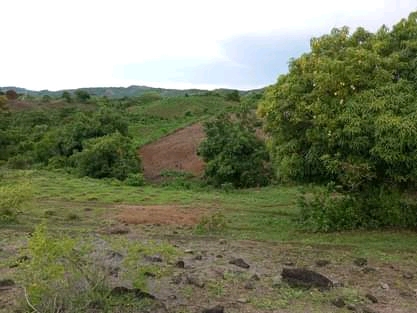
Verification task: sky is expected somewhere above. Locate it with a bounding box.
[1,0,416,91]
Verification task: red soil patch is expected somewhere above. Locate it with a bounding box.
[116,205,206,226]
[138,123,206,181]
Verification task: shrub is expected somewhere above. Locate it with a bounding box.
[198,113,272,188]
[71,132,141,180]
[0,183,32,223]
[124,173,145,186]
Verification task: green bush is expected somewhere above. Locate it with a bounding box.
[124,173,145,186]
[259,11,417,230]
[71,132,141,180]
[198,113,272,188]
[298,186,417,232]
[0,183,32,223]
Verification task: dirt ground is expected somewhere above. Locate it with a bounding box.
[1,204,416,313]
[116,205,207,226]
[138,123,206,181]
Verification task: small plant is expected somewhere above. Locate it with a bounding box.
[0,182,32,223]
[195,211,227,233]
[124,173,145,186]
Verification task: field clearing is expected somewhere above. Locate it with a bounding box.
[1,169,416,312]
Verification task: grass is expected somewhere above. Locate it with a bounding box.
[2,168,417,261]
[1,168,417,312]
[127,94,239,147]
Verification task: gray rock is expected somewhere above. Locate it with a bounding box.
[365,293,378,303]
[229,258,250,269]
[316,259,331,267]
[202,305,224,313]
[144,255,163,262]
[353,258,367,267]
[281,268,333,290]
[186,275,205,288]
[331,297,345,308]
[403,272,414,279]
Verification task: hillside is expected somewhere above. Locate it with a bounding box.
[0,85,265,99]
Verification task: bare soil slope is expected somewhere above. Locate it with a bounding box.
[139,123,205,181]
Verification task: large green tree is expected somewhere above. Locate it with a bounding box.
[198,112,271,188]
[258,12,417,230]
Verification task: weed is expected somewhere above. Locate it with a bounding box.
[195,211,227,234]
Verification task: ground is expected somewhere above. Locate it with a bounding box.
[138,123,205,181]
[1,201,416,313]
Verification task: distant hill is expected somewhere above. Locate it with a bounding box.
[0,85,265,99]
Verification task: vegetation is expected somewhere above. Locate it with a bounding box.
[198,111,271,188]
[259,11,417,231]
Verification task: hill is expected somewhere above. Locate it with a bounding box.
[0,85,265,99]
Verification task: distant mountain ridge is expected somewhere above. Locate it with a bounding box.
[0,85,265,99]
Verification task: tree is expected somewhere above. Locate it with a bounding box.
[0,95,7,112]
[74,90,90,103]
[5,89,18,100]
[198,113,271,188]
[70,131,141,180]
[62,91,72,103]
[258,11,417,230]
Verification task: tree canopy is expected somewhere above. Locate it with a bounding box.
[258,11,417,230]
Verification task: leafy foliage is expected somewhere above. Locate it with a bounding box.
[258,11,417,230]
[0,182,32,223]
[198,112,272,188]
[71,131,141,180]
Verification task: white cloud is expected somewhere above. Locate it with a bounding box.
[1,0,416,90]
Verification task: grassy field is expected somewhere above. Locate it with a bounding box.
[127,95,239,146]
[1,169,417,312]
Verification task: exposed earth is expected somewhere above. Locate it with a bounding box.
[1,204,416,313]
[138,123,206,181]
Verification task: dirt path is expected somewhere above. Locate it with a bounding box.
[138,123,205,181]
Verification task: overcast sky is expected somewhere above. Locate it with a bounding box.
[1,0,416,91]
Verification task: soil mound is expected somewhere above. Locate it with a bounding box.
[138,123,205,181]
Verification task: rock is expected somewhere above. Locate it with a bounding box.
[144,255,163,262]
[365,293,378,303]
[0,279,15,290]
[237,298,248,303]
[362,305,379,313]
[168,294,177,300]
[175,260,185,268]
[250,273,260,281]
[216,254,223,258]
[380,282,389,290]
[185,249,194,254]
[331,297,345,308]
[281,268,333,290]
[110,286,155,299]
[229,258,250,269]
[202,305,224,313]
[283,260,295,266]
[144,271,156,277]
[316,259,331,267]
[403,272,414,279]
[194,254,203,261]
[219,239,227,245]
[244,281,255,290]
[346,304,357,311]
[171,275,182,285]
[353,258,367,267]
[362,267,377,274]
[186,275,205,288]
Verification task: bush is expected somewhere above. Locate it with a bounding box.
[71,132,141,180]
[298,186,417,232]
[124,173,145,186]
[259,11,417,230]
[198,113,272,188]
[0,183,32,223]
